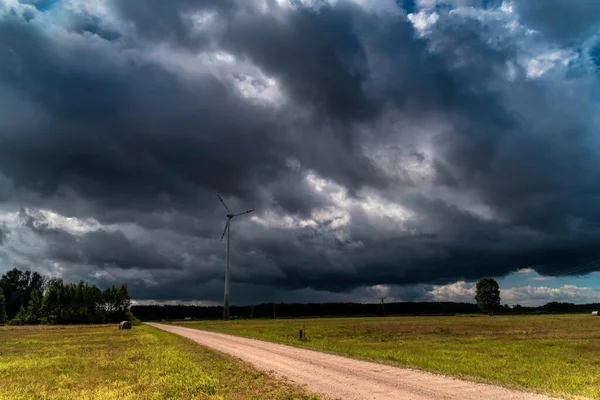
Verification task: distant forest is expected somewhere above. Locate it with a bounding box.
[0,268,133,325]
[132,301,600,320]
[3,266,598,325]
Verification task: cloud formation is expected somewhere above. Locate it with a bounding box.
[511,0,600,45]
[0,0,599,303]
[429,279,600,306]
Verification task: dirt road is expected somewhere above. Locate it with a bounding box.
[148,323,560,400]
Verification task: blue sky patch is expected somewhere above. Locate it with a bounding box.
[21,0,61,12]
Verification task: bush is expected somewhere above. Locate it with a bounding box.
[7,319,23,326]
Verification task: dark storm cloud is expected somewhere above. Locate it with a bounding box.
[118,0,388,190]
[112,0,237,50]
[0,16,282,211]
[234,195,600,292]
[592,43,600,68]
[0,223,9,245]
[0,0,599,303]
[71,13,121,41]
[18,209,188,271]
[512,0,600,45]
[0,1,383,214]
[50,230,180,271]
[220,4,376,122]
[416,15,600,236]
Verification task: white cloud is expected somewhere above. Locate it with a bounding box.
[252,170,414,239]
[415,0,441,9]
[282,0,403,16]
[516,267,534,274]
[362,113,503,223]
[370,284,390,298]
[233,74,286,107]
[430,281,476,302]
[188,10,218,32]
[148,47,287,108]
[429,279,600,307]
[408,11,439,35]
[502,285,600,306]
[0,211,20,228]
[346,0,403,16]
[251,210,317,229]
[63,0,113,20]
[37,209,101,233]
[526,50,577,78]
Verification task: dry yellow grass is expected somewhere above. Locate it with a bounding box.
[0,324,319,400]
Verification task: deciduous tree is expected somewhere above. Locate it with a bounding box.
[475,277,501,315]
[26,289,42,324]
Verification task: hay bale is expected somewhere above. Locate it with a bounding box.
[119,321,132,329]
[592,311,599,316]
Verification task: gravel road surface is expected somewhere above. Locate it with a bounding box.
[147,323,561,400]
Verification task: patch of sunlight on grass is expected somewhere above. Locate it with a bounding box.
[0,324,319,400]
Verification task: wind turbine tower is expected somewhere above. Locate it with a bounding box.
[218,195,254,319]
[377,296,387,316]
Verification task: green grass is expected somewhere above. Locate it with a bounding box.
[0,324,319,400]
[171,314,600,399]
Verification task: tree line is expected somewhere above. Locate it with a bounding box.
[132,277,596,320]
[134,277,592,320]
[3,271,592,323]
[132,299,600,321]
[132,301,483,320]
[0,268,134,325]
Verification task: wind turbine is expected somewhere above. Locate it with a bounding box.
[377,296,387,316]
[218,194,254,319]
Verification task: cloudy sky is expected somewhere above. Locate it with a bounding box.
[1,0,600,307]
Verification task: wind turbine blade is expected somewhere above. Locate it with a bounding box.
[233,209,254,217]
[220,220,230,241]
[217,195,230,212]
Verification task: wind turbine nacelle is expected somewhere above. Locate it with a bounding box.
[226,214,234,218]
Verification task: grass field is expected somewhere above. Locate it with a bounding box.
[0,324,319,400]
[172,314,600,399]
